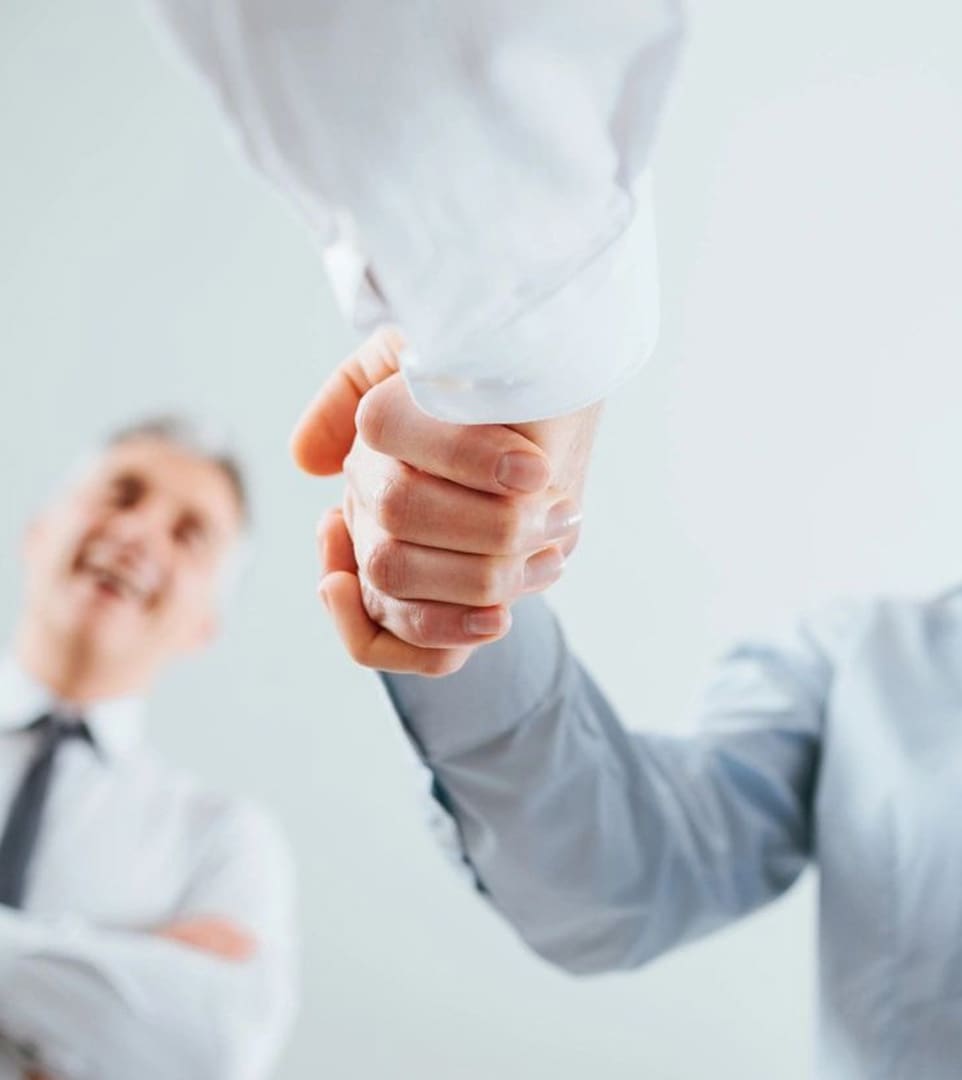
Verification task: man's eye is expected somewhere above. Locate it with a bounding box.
[174,520,205,547]
[110,476,143,508]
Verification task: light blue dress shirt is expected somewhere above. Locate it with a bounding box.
[383,590,962,1078]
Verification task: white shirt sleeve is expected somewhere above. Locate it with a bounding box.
[147,0,684,423]
[0,804,297,1080]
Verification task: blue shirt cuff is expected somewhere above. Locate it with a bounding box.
[380,596,564,763]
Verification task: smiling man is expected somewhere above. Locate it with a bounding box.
[0,417,296,1080]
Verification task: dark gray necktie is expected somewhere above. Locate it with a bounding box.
[0,713,90,908]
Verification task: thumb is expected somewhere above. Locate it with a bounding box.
[290,326,404,476]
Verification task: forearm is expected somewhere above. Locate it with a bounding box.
[0,907,291,1080]
[384,598,820,974]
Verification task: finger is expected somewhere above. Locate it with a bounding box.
[356,375,551,495]
[159,920,256,961]
[345,443,583,556]
[214,926,257,961]
[290,326,403,476]
[316,507,357,576]
[357,532,565,607]
[359,576,512,647]
[319,570,475,676]
[320,509,521,642]
[196,927,255,961]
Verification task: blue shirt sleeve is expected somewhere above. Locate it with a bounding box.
[382,596,838,974]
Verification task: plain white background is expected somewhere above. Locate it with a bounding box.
[2,1,962,1076]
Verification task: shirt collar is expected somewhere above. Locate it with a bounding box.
[0,654,146,760]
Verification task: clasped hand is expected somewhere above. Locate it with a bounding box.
[291,329,599,676]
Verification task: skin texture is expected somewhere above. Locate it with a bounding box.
[12,437,258,1080]
[292,328,602,675]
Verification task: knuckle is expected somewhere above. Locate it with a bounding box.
[473,560,513,606]
[403,603,435,648]
[489,501,528,553]
[356,389,390,450]
[359,579,387,625]
[423,649,470,678]
[363,537,405,595]
[375,469,413,534]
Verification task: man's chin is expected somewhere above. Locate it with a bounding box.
[60,583,150,652]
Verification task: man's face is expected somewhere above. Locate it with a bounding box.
[21,437,244,682]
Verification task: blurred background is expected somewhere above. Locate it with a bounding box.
[2,1,962,1075]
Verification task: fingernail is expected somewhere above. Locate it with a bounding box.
[317,577,331,611]
[463,609,506,636]
[544,500,583,542]
[524,548,565,590]
[496,452,550,493]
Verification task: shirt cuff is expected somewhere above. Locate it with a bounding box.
[397,179,660,425]
[380,596,564,763]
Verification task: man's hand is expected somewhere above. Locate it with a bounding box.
[292,328,601,675]
[154,917,256,962]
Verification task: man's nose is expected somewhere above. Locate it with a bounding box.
[106,503,171,555]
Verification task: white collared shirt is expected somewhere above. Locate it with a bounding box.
[0,657,297,1080]
[147,0,683,423]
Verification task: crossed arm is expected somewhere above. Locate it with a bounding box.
[0,811,296,1080]
[0,911,280,1080]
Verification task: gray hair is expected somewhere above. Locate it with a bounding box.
[104,414,252,529]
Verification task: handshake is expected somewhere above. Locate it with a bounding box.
[291,329,600,676]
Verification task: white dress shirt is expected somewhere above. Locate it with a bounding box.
[148,0,683,423]
[0,657,297,1080]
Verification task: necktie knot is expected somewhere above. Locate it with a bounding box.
[29,712,91,746]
